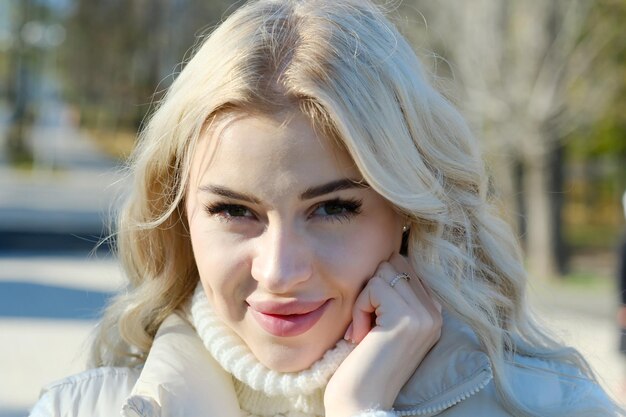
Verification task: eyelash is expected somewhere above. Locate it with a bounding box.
[203,198,363,224]
[311,198,362,222]
[204,203,253,222]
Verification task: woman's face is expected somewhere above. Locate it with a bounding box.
[186,111,403,372]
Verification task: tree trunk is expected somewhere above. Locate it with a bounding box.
[6,0,33,165]
[514,157,527,247]
[487,149,522,235]
[523,152,559,280]
[549,143,568,275]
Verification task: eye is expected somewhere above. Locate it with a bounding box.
[310,198,362,222]
[204,202,255,222]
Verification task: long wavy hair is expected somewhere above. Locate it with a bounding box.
[91,1,620,415]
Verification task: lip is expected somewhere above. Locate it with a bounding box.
[247,299,330,337]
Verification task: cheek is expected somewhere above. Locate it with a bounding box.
[189,225,252,320]
[317,221,399,297]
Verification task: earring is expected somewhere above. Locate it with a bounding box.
[402,224,409,233]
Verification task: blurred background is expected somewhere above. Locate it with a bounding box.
[0,0,624,415]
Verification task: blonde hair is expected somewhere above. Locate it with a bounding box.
[91,1,619,415]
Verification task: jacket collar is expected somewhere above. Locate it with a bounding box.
[121,313,241,417]
[121,311,493,417]
[393,311,493,415]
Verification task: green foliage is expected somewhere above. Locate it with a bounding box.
[562,0,626,256]
[562,271,611,290]
[59,0,237,132]
[565,223,622,250]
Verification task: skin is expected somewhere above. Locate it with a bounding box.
[185,111,442,414]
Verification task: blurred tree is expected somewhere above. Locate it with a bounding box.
[19,0,622,275]
[565,0,626,252]
[396,0,623,280]
[5,0,74,165]
[6,0,43,164]
[61,0,236,133]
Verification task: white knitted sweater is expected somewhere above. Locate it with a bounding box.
[189,285,394,417]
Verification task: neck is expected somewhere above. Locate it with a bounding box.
[188,284,354,416]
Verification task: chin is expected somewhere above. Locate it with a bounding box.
[256,342,328,373]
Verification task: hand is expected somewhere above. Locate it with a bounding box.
[324,253,442,417]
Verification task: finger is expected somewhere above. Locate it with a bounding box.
[388,253,441,316]
[343,322,353,341]
[376,262,418,305]
[377,259,432,315]
[387,253,424,300]
[349,279,377,343]
[350,277,395,343]
[350,255,443,344]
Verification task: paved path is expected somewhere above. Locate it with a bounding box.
[0,92,128,252]
[530,281,624,404]
[0,167,127,235]
[0,84,134,415]
[0,255,125,416]
[0,78,130,415]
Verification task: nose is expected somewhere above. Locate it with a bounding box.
[251,221,313,293]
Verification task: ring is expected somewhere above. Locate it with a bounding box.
[389,272,411,288]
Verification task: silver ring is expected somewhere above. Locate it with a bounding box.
[389,272,411,288]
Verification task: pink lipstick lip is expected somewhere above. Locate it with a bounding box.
[248,299,330,337]
[247,299,327,315]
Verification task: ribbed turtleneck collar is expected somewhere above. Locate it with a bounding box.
[189,284,354,417]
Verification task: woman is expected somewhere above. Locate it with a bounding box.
[30,0,620,416]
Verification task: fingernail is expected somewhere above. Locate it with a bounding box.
[344,323,353,341]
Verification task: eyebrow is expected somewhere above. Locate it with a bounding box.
[198,178,368,203]
[299,178,368,200]
[198,185,261,204]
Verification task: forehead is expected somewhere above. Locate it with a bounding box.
[188,111,360,196]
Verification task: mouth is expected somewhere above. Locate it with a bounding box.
[247,299,331,337]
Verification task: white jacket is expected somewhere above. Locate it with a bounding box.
[29,312,614,417]
[31,313,242,417]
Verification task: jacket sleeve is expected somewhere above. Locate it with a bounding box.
[29,367,139,417]
[28,393,55,417]
[505,355,620,416]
